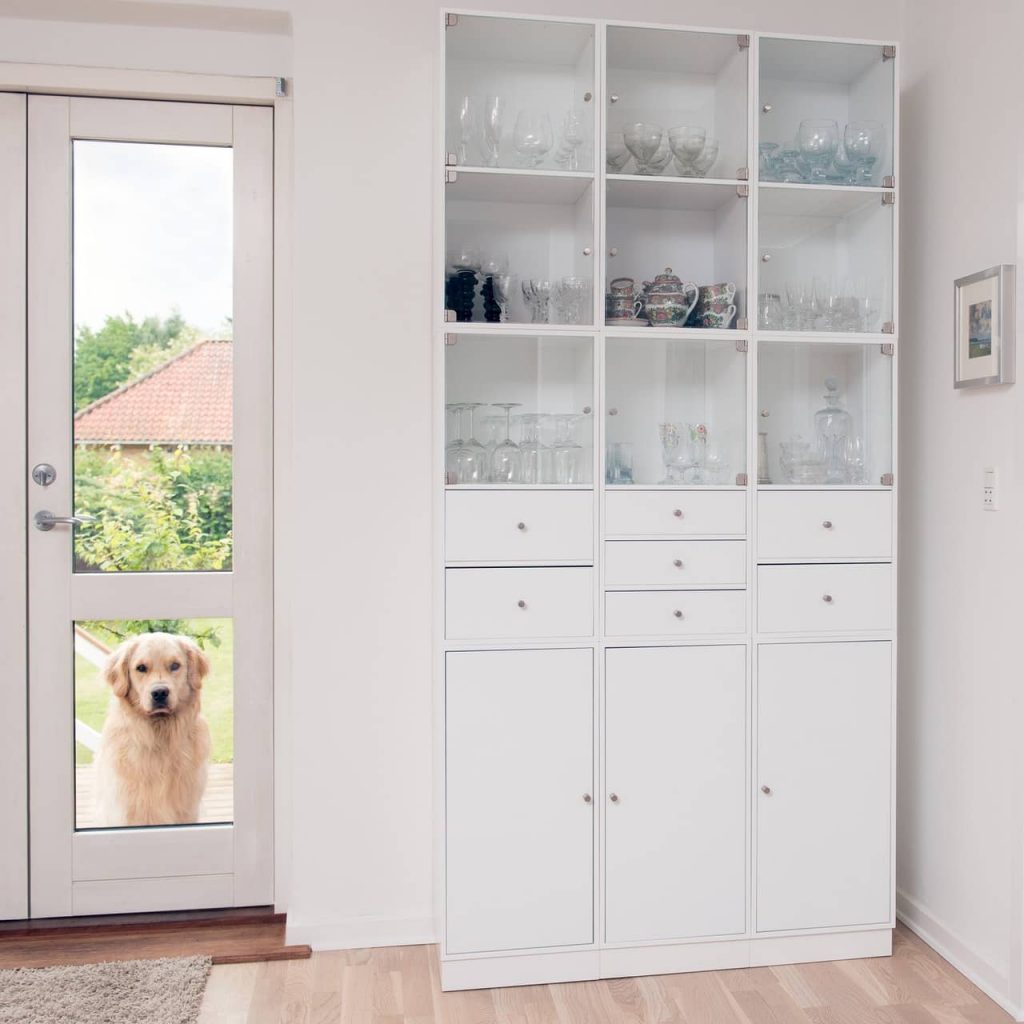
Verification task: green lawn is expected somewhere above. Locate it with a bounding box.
[75,618,234,765]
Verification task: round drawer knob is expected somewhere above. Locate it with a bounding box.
[672,508,684,518]
[583,793,592,803]
[673,559,684,568]
[517,521,527,531]
[761,784,772,795]
[822,520,833,529]
[822,594,833,604]
[673,609,684,619]
[517,599,527,609]
[609,793,620,803]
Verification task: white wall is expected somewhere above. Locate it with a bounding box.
[897,1,1024,1017]
[0,0,909,950]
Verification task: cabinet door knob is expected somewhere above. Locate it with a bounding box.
[583,793,592,803]
[672,508,684,518]
[673,609,684,619]
[582,246,593,256]
[762,103,773,113]
[609,247,618,257]
[517,521,527,531]
[822,520,833,529]
[673,559,684,568]
[609,408,618,416]
[822,594,833,604]
[761,253,772,262]
[517,599,527,609]
[761,785,772,795]
[610,94,620,104]
[609,793,620,803]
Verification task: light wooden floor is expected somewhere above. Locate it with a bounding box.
[196,924,1014,1023]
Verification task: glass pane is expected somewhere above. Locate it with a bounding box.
[757,188,893,332]
[605,336,746,486]
[72,141,233,573]
[445,333,594,485]
[606,27,748,180]
[758,38,894,186]
[445,16,595,172]
[75,618,233,830]
[758,340,892,486]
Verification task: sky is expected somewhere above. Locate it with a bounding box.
[73,140,233,336]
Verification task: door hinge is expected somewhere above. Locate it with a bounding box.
[882,192,895,206]
[737,184,750,198]
[881,342,895,356]
[274,77,288,98]
[735,336,749,352]
[445,333,458,346]
[736,472,749,486]
[444,309,457,323]
[445,168,458,184]
[882,44,896,61]
[737,34,751,49]
[737,167,750,181]
[882,321,895,334]
[446,12,458,27]
[881,472,894,486]
[445,152,458,167]
[882,174,895,188]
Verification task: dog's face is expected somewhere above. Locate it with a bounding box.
[104,632,210,719]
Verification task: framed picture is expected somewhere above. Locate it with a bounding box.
[954,264,1015,388]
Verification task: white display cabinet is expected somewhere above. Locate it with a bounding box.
[758,37,895,187]
[606,27,749,180]
[757,186,894,333]
[757,340,893,486]
[605,335,746,486]
[605,180,748,325]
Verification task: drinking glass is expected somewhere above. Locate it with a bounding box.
[445,402,465,478]
[512,109,554,168]
[449,403,488,483]
[481,95,505,167]
[797,119,839,182]
[759,142,780,180]
[624,123,663,175]
[552,414,587,484]
[668,125,706,175]
[646,135,673,175]
[491,273,513,323]
[490,403,523,482]
[515,413,552,484]
[691,137,719,177]
[845,435,867,484]
[606,132,631,172]
[758,292,783,330]
[555,108,585,171]
[522,278,552,324]
[552,276,590,325]
[845,120,884,185]
[605,441,634,485]
[456,95,478,166]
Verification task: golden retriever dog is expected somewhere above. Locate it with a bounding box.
[94,632,211,828]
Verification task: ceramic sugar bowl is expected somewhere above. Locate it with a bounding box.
[640,268,699,327]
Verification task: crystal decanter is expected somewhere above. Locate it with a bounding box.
[814,376,853,484]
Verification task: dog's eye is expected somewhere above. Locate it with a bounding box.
[135,664,147,673]
[169,661,181,672]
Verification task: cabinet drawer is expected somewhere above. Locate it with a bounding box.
[605,540,746,588]
[758,564,893,634]
[758,491,892,561]
[605,490,746,537]
[605,590,745,637]
[445,490,593,564]
[446,567,593,640]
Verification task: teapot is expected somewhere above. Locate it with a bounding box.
[640,268,699,327]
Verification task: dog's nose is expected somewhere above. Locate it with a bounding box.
[151,686,170,705]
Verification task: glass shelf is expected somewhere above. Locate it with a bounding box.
[445,15,596,173]
[605,336,746,487]
[606,27,748,179]
[445,332,595,486]
[605,178,747,327]
[758,37,895,187]
[757,185,893,332]
[757,339,892,486]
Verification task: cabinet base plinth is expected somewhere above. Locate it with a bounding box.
[441,928,893,991]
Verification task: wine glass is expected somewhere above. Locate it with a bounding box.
[522,279,551,324]
[490,403,523,482]
[624,123,662,175]
[456,95,478,166]
[491,273,513,323]
[512,110,554,168]
[844,120,884,185]
[668,125,706,175]
[514,413,551,484]
[449,403,488,484]
[691,137,719,178]
[646,135,673,175]
[552,414,587,484]
[445,402,465,483]
[797,119,839,182]
[606,132,631,172]
[555,108,586,171]
[481,95,504,167]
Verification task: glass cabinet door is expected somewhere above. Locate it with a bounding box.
[757,340,892,487]
[605,337,746,486]
[445,333,595,486]
[758,37,895,187]
[606,27,748,181]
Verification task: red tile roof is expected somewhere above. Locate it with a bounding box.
[74,339,232,446]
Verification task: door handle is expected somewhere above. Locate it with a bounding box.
[34,510,96,532]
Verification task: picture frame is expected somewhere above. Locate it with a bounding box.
[954,264,1015,388]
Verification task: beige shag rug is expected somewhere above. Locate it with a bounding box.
[0,955,211,1024]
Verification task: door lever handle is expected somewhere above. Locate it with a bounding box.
[34,510,96,532]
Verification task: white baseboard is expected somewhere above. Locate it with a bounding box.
[896,889,1022,1021]
[286,915,437,951]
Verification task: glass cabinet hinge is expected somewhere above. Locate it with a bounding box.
[446,13,458,27]
[883,174,895,188]
[737,184,750,198]
[275,77,288,97]
[444,309,457,323]
[882,321,895,334]
[735,336,749,351]
[737,34,751,49]
[736,472,749,486]
[882,44,896,60]
[445,168,458,184]
[882,192,895,206]
[737,167,750,181]
[445,333,458,346]
[445,152,458,166]
[881,342,895,356]
[881,472,895,486]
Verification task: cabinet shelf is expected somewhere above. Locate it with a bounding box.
[448,167,594,204]
[605,325,747,340]
[606,176,745,211]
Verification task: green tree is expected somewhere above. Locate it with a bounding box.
[74,311,198,410]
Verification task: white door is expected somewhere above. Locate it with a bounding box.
[445,649,594,954]
[24,95,273,917]
[605,645,747,943]
[756,641,892,933]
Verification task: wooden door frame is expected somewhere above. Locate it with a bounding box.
[0,63,293,920]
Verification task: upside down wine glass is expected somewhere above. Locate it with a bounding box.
[491,402,523,482]
[448,403,488,484]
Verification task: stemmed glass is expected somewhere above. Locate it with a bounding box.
[552,276,591,325]
[797,119,839,182]
[844,120,883,184]
[692,137,719,178]
[554,108,585,171]
[447,403,488,484]
[624,123,663,175]
[490,403,523,482]
[522,279,551,324]
[668,125,706,175]
[515,413,551,484]
[552,414,587,484]
[445,402,465,483]
[456,95,478,166]
[606,132,631,172]
[481,95,504,167]
[646,136,673,175]
[512,110,554,167]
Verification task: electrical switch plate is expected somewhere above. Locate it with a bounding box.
[983,466,999,510]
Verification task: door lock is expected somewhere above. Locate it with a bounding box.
[32,463,56,487]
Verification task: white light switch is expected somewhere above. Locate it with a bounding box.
[983,467,999,511]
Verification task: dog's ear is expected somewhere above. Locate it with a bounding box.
[104,640,136,699]
[182,637,211,691]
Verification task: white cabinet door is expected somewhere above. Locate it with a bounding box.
[756,642,892,933]
[446,649,594,954]
[605,646,746,943]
